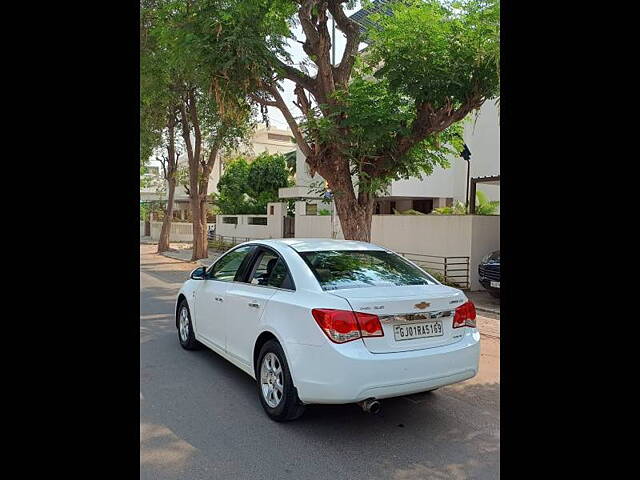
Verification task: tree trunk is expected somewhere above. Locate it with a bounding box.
[332,191,374,241]
[197,196,209,258]
[190,195,207,260]
[157,110,179,253]
[157,177,176,253]
[318,157,375,242]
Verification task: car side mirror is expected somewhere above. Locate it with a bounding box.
[190,266,207,280]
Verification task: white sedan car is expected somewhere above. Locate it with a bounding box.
[175,238,480,421]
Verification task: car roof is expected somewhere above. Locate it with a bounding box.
[253,238,387,253]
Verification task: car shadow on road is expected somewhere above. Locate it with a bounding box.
[141,330,500,480]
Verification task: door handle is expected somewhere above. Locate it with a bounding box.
[248,302,260,308]
[214,296,224,302]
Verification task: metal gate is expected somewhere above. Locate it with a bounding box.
[283,216,295,238]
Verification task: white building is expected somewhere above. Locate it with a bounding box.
[279,100,500,215]
[141,125,296,217]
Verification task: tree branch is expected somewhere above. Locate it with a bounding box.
[178,98,194,164]
[274,57,318,95]
[264,82,313,159]
[298,0,320,47]
[328,0,360,87]
[249,92,278,107]
[293,84,312,117]
[392,95,485,168]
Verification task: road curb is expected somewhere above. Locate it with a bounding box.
[157,249,221,267]
[158,251,197,264]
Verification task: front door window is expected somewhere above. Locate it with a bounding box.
[208,246,254,282]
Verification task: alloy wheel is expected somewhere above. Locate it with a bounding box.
[260,352,283,408]
[179,307,189,342]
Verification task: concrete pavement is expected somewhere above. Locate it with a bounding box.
[140,244,500,480]
[466,290,500,319]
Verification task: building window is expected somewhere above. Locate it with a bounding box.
[248,217,268,225]
[269,205,275,215]
[390,201,396,213]
[222,216,238,225]
[305,203,318,215]
[146,166,159,176]
[267,133,292,142]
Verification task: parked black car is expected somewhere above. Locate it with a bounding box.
[478,250,500,298]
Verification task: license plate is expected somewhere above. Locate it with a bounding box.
[393,321,443,341]
[490,281,500,288]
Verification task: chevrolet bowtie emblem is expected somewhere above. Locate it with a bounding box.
[414,302,430,310]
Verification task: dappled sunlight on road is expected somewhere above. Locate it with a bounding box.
[392,460,482,480]
[140,422,198,474]
[140,314,175,344]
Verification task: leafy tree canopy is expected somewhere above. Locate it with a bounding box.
[215,152,291,214]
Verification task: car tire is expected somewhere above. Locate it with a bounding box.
[256,340,305,422]
[177,300,201,350]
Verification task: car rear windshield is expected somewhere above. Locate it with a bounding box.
[299,250,438,291]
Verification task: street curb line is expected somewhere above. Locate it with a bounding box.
[159,252,197,264]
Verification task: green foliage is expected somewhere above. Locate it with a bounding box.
[283,150,297,176]
[140,201,165,221]
[247,152,291,210]
[299,0,499,196]
[368,0,500,109]
[393,208,426,215]
[425,268,461,288]
[431,201,468,215]
[140,0,180,166]
[431,191,499,215]
[318,209,331,216]
[474,189,500,215]
[216,153,290,214]
[140,0,255,177]
[304,77,464,193]
[162,0,302,127]
[140,164,152,189]
[215,157,252,214]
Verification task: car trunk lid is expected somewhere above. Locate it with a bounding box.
[330,284,467,353]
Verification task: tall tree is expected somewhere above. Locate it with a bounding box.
[204,0,500,241]
[141,1,182,252]
[154,110,181,252]
[141,0,253,259]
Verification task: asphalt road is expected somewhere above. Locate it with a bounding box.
[140,244,500,480]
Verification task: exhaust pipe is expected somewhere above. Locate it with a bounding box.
[358,398,382,415]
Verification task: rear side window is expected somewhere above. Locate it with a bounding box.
[300,250,437,291]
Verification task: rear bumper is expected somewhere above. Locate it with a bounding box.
[286,330,480,404]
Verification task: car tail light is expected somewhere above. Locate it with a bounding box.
[311,309,384,343]
[453,301,477,328]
